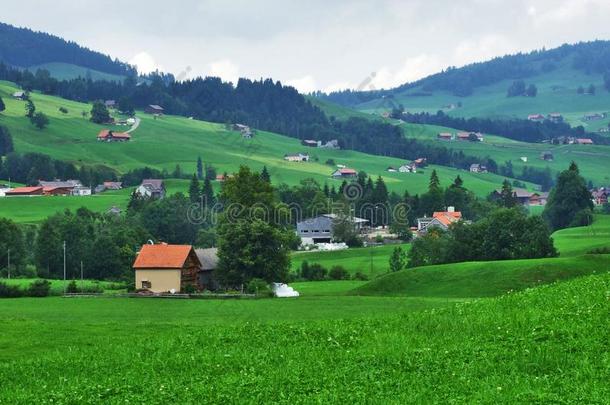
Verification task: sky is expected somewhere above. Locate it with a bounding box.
[3,0,610,93]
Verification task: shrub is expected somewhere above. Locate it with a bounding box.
[66,280,78,293]
[80,285,103,294]
[0,282,24,298]
[300,262,327,281]
[59,107,68,114]
[587,247,610,254]
[352,272,369,281]
[182,284,197,294]
[329,265,350,280]
[246,278,273,297]
[28,280,51,297]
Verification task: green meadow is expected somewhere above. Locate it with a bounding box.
[0,80,530,222]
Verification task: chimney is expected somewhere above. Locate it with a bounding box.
[447,206,455,213]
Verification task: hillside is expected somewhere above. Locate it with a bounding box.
[353,214,610,297]
[322,41,610,130]
[0,81,528,222]
[0,21,133,77]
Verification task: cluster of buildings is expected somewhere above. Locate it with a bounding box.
[301,139,340,149]
[437,132,484,142]
[591,187,609,205]
[284,153,310,162]
[416,207,463,234]
[135,179,166,199]
[231,124,254,139]
[551,136,594,145]
[97,129,131,142]
[1,180,91,197]
[491,187,549,206]
[527,113,563,123]
[386,158,427,174]
[296,214,369,245]
[469,163,488,173]
[582,112,606,121]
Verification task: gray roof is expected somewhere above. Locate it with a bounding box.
[39,180,82,188]
[148,104,164,110]
[141,179,164,191]
[195,248,218,271]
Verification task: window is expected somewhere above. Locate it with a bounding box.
[302,230,309,233]
[141,280,152,289]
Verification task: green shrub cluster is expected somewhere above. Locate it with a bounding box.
[0,280,51,298]
[299,261,355,281]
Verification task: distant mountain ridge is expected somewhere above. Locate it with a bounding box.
[0,21,135,77]
[321,41,610,106]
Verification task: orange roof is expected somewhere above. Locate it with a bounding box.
[6,186,43,194]
[133,244,198,269]
[432,211,462,226]
[98,129,131,139]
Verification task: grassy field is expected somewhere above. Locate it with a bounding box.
[291,243,411,279]
[0,270,607,402]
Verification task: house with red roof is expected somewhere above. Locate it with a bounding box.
[97,130,131,142]
[133,244,202,293]
[331,168,357,179]
[4,186,44,197]
[417,207,462,233]
[575,138,594,145]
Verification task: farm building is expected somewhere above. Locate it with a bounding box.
[284,153,310,162]
[491,188,548,206]
[145,105,164,115]
[469,163,488,173]
[39,180,89,196]
[331,168,357,179]
[301,139,320,148]
[527,114,545,122]
[591,188,609,205]
[583,113,606,121]
[457,132,484,142]
[195,248,219,291]
[575,138,594,145]
[103,181,123,190]
[107,206,122,216]
[104,100,116,109]
[547,113,563,123]
[320,139,340,149]
[437,132,453,141]
[12,91,26,100]
[386,166,398,172]
[417,207,462,233]
[136,179,166,199]
[540,151,554,161]
[297,214,369,245]
[399,164,416,173]
[5,186,44,197]
[97,130,131,142]
[133,244,202,293]
[0,184,11,197]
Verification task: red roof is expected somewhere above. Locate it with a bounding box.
[432,211,462,226]
[339,168,357,174]
[97,130,131,140]
[133,244,198,269]
[577,138,594,144]
[6,186,43,195]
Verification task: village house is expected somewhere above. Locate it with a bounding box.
[103,181,123,190]
[145,105,164,115]
[583,112,606,121]
[5,186,44,197]
[399,163,417,173]
[284,153,310,162]
[136,179,166,199]
[297,214,369,245]
[412,158,428,168]
[437,132,454,141]
[491,188,548,206]
[527,114,545,122]
[133,244,202,293]
[107,206,122,216]
[38,180,89,196]
[331,168,357,179]
[97,129,131,142]
[591,188,609,205]
[320,139,340,149]
[104,100,116,109]
[540,151,554,161]
[386,166,398,173]
[528,192,549,206]
[457,131,484,142]
[195,248,219,291]
[417,207,462,233]
[12,91,26,100]
[547,113,563,123]
[231,123,254,138]
[469,163,488,173]
[575,138,594,145]
[0,184,11,197]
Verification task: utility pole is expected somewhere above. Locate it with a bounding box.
[63,241,66,294]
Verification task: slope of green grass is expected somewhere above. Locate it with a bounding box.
[27,62,125,82]
[353,214,610,297]
[0,270,607,402]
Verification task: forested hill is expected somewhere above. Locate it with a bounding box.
[320,41,610,106]
[0,22,135,76]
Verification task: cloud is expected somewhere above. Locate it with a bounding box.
[286,75,318,93]
[129,52,161,74]
[207,59,240,84]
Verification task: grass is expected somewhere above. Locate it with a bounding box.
[291,243,411,278]
[553,213,610,256]
[0,278,125,295]
[0,271,607,402]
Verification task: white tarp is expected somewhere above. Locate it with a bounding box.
[316,242,348,251]
[272,283,300,298]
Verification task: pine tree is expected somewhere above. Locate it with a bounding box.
[429,170,441,192]
[260,166,271,183]
[499,179,517,208]
[202,176,215,208]
[389,246,406,272]
[373,176,389,204]
[25,99,35,118]
[188,174,201,203]
[452,175,464,188]
[196,156,203,179]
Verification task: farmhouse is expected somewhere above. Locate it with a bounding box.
[437,132,453,141]
[195,248,219,291]
[320,139,340,149]
[232,124,254,138]
[457,131,484,142]
[12,91,26,100]
[103,181,123,190]
[133,244,202,293]
[284,153,310,162]
[5,186,44,196]
[38,180,89,196]
[97,130,131,142]
[491,188,548,206]
[583,112,606,121]
[591,188,609,205]
[145,105,164,115]
[528,192,549,206]
[527,114,545,122]
[540,151,554,161]
[417,207,462,233]
[136,179,166,199]
[331,168,357,179]
[412,158,427,168]
[575,138,594,145]
[0,184,11,197]
[297,214,369,245]
[399,163,416,173]
[469,163,488,173]
[547,113,563,123]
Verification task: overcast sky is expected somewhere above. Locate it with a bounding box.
[4,0,610,93]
